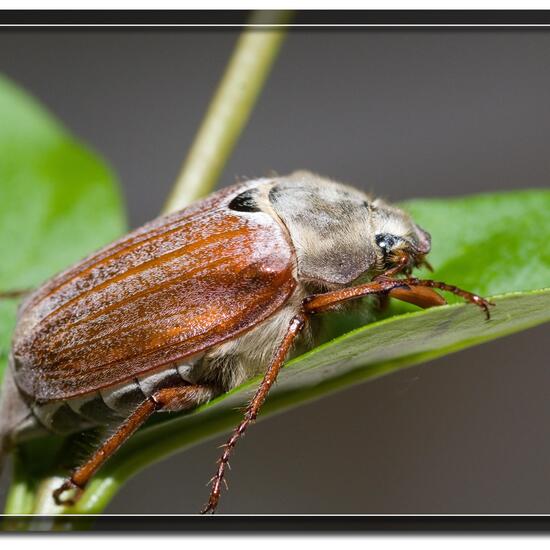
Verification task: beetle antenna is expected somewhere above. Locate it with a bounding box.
[422,259,434,272]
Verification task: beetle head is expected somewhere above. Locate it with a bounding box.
[369,197,432,276]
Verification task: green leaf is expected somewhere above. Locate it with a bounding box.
[68,189,550,514]
[405,191,550,297]
[0,74,126,385]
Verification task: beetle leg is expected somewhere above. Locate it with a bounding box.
[0,289,30,300]
[53,384,217,506]
[201,312,307,515]
[53,397,156,506]
[304,278,417,314]
[387,286,447,309]
[303,277,493,319]
[390,277,495,320]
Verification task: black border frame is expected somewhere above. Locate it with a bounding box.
[2,9,550,533]
[2,10,550,27]
[5,515,550,531]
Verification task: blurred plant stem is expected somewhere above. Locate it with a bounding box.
[3,452,35,516]
[163,10,292,214]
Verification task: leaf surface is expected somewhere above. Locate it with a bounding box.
[0,74,126,384]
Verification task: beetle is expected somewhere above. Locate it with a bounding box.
[0,171,493,513]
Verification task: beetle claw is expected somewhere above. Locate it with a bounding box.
[200,499,217,515]
[53,479,83,507]
[470,295,495,320]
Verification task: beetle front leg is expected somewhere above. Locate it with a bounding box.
[201,312,307,514]
[303,276,493,319]
[387,286,447,309]
[394,277,495,320]
[53,384,217,506]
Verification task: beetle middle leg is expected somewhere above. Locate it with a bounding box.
[201,312,308,514]
[53,384,217,506]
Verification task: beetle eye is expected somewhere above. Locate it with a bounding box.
[375,233,398,251]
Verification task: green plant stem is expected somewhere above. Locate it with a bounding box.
[3,452,34,516]
[163,10,292,214]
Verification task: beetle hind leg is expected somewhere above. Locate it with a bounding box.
[53,383,218,507]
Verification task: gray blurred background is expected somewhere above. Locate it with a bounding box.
[1,27,550,514]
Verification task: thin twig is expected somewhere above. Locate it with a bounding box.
[163,11,292,214]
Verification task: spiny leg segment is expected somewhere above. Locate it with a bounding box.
[201,313,307,514]
[53,384,217,506]
[393,276,495,320]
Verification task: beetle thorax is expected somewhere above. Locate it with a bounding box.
[267,171,377,288]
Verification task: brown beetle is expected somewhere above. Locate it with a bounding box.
[0,171,492,513]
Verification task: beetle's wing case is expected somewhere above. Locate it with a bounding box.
[12,180,297,402]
